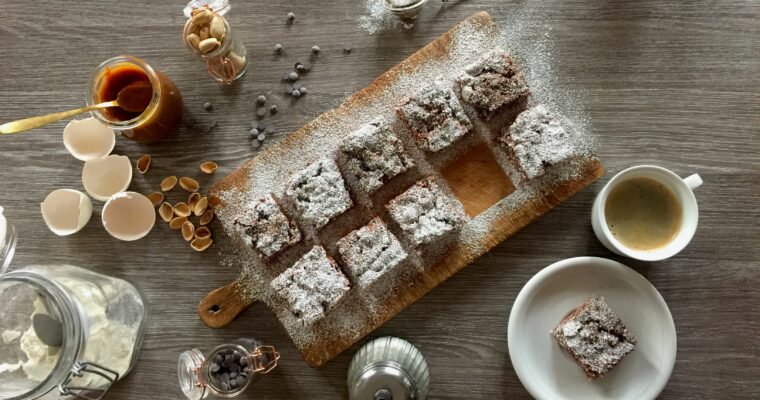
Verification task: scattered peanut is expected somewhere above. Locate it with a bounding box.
[159,202,173,222]
[169,216,188,230]
[182,221,195,241]
[161,176,178,192]
[147,192,164,207]
[198,38,220,54]
[136,155,151,174]
[187,33,201,49]
[174,202,192,217]
[210,16,225,41]
[179,177,200,192]
[200,161,218,174]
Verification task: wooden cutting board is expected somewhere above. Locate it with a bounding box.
[202,11,605,367]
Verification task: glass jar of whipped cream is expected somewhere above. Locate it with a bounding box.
[0,207,148,400]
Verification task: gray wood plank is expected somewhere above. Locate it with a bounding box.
[0,0,758,398]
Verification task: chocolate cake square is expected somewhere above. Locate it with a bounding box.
[284,158,353,229]
[455,49,529,119]
[336,218,408,289]
[270,245,350,326]
[386,177,467,246]
[395,80,473,152]
[339,119,414,194]
[234,194,301,259]
[498,105,580,182]
[551,296,636,379]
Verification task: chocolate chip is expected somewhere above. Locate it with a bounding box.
[287,12,295,22]
[343,44,352,53]
[300,87,308,95]
[203,101,213,111]
[292,89,301,97]
[256,95,266,105]
[257,133,267,141]
[288,71,299,81]
[210,363,220,372]
[257,107,267,117]
[269,105,278,115]
[274,43,283,54]
[296,63,307,73]
[32,314,63,347]
[311,45,320,54]
[251,140,261,149]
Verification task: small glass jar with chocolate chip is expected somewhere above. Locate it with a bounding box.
[178,338,280,399]
[182,0,248,84]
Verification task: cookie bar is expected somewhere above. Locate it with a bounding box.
[234,194,301,259]
[339,119,414,194]
[498,105,579,182]
[336,218,408,289]
[386,177,467,246]
[284,158,353,229]
[270,245,350,326]
[551,296,636,380]
[395,80,472,152]
[455,48,529,119]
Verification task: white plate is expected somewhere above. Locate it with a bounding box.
[508,257,676,400]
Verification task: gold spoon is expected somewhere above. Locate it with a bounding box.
[0,81,153,135]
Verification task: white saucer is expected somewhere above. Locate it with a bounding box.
[508,257,676,400]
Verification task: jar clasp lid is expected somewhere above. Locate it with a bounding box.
[59,361,120,400]
[251,345,280,374]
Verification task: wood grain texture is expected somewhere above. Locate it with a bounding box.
[0,0,758,399]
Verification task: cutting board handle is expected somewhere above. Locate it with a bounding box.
[198,281,254,328]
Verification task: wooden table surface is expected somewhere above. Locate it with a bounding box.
[1,1,758,398]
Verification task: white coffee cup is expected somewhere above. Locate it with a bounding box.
[591,165,702,261]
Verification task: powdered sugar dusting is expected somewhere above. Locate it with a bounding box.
[213,12,599,357]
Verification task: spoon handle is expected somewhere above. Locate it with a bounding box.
[0,101,119,135]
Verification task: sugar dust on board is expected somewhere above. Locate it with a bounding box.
[604,177,682,251]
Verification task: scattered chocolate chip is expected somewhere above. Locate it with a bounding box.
[269,105,278,114]
[296,63,307,73]
[343,44,352,53]
[274,43,283,54]
[300,87,308,95]
[287,12,295,22]
[256,95,266,105]
[292,89,301,98]
[203,101,213,111]
[257,133,267,141]
[256,107,267,117]
[251,140,261,149]
[311,45,320,54]
[288,71,299,81]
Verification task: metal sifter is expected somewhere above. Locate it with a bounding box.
[348,337,430,400]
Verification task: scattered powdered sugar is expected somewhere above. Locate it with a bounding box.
[359,0,402,35]
[215,12,598,354]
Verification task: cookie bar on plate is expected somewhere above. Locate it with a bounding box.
[336,217,408,289]
[234,194,301,259]
[339,119,414,194]
[396,80,473,152]
[551,296,636,379]
[284,158,353,229]
[455,48,529,119]
[498,105,580,182]
[271,245,350,326]
[386,176,467,246]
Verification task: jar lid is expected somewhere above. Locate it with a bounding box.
[183,0,231,18]
[178,349,207,400]
[0,279,64,399]
[353,363,416,400]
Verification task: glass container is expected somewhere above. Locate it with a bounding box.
[86,55,184,143]
[0,207,148,400]
[348,337,430,400]
[383,0,428,21]
[178,338,279,399]
[182,1,247,84]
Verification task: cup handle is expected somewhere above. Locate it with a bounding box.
[683,173,703,191]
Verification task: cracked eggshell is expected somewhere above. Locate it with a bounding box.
[63,117,116,161]
[82,155,133,201]
[40,189,93,236]
[102,192,156,241]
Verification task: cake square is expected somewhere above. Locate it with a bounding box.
[395,80,473,152]
[498,105,580,182]
[336,218,408,289]
[234,194,301,259]
[339,119,414,194]
[386,177,467,246]
[455,49,529,119]
[284,158,353,229]
[551,296,636,379]
[270,246,350,326]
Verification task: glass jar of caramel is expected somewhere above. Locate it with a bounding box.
[182,1,248,84]
[86,55,184,143]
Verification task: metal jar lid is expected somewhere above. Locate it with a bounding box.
[348,337,430,400]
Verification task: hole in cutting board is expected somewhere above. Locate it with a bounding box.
[441,142,515,218]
